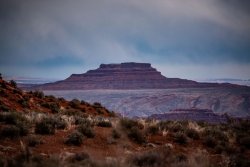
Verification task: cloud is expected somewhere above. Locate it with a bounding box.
[0,0,250,78]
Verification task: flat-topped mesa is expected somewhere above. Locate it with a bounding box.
[99,62,151,69]
[34,62,242,90]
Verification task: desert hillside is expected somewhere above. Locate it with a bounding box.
[0,77,250,167]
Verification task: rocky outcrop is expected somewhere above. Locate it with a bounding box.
[34,62,243,90]
[149,109,227,123]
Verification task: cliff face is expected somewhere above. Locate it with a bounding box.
[35,62,202,90]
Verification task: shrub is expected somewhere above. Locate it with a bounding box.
[170,123,184,133]
[146,125,159,135]
[97,120,112,127]
[203,136,217,148]
[65,131,84,146]
[69,99,81,108]
[173,132,188,145]
[27,136,41,147]
[131,151,162,167]
[0,125,20,138]
[77,124,95,138]
[33,90,44,99]
[112,129,121,139]
[18,99,29,108]
[10,80,17,88]
[16,120,29,136]
[0,104,9,112]
[35,118,55,135]
[54,118,67,130]
[239,137,250,149]
[74,117,92,126]
[120,118,139,130]
[203,128,228,143]
[185,128,200,140]
[3,112,22,124]
[93,102,102,108]
[41,103,60,113]
[128,127,145,144]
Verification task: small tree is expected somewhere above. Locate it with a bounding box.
[0,73,2,80]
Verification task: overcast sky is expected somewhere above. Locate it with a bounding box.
[0,0,250,80]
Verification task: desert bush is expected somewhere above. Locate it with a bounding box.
[229,154,250,167]
[33,90,44,98]
[202,127,228,143]
[120,118,139,130]
[54,118,67,130]
[97,120,112,127]
[0,125,20,138]
[65,131,84,146]
[203,135,217,148]
[69,99,81,108]
[185,128,200,140]
[112,129,121,139]
[75,116,92,126]
[27,136,42,147]
[239,137,250,149]
[16,120,29,136]
[173,132,188,145]
[170,123,185,133]
[128,127,145,144]
[77,124,95,138]
[0,104,9,112]
[131,151,162,167]
[35,117,55,135]
[93,102,102,108]
[146,125,159,135]
[3,112,25,124]
[18,99,29,108]
[10,80,17,88]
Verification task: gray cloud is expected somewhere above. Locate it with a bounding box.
[0,0,250,79]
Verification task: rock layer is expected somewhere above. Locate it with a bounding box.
[149,109,227,123]
[34,62,240,90]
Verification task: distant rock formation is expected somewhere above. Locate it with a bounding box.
[149,109,227,123]
[33,62,246,90]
